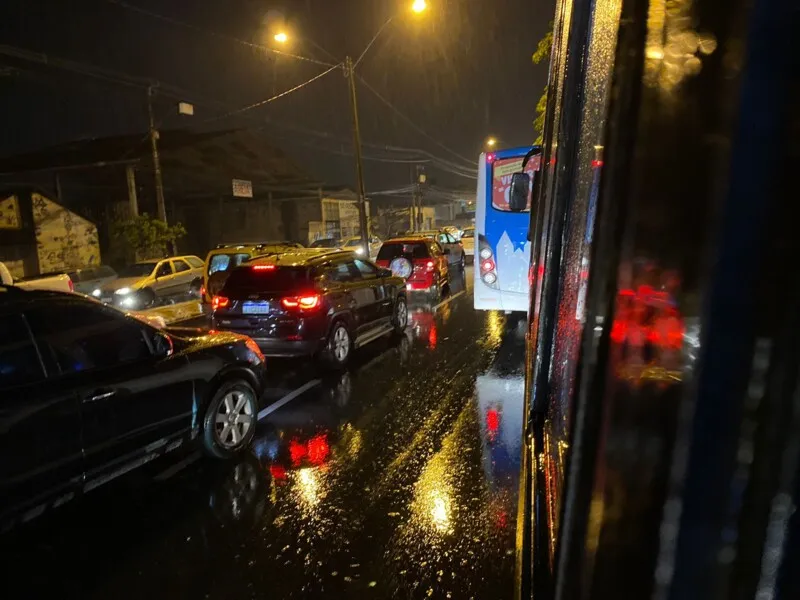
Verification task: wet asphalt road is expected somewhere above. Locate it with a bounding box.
[0,268,528,600]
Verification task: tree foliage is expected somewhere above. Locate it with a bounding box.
[532,22,554,144]
[112,213,186,261]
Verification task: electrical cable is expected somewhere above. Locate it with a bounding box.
[99,0,335,67]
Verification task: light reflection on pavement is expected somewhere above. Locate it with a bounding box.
[1,268,528,600]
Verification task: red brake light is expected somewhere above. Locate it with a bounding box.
[199,285,206,298]
[426,260,435,272]
[487,153,496,163]
[68,278,74,292]
[282,294,321,311]
[212,295,229,309]
[252,264,276,271]
[481,259,496,273]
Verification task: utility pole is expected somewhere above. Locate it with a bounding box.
[410,165,417,232]
[416,165,426,231]
[345,56,370,251]
[147,85,167,224]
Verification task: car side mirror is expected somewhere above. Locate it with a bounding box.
[509,172,530,212]
[152,332,173,357]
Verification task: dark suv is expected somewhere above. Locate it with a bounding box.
[0,287,267,530]
[211,250,408,366]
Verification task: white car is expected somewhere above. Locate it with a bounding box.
[342,236,382,259]
[461,227,475,263]
[0,261,74,293]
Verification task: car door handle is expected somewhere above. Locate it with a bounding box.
[83,390,117,403]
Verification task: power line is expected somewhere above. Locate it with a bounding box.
[205,64,342,122]
[355,74,475,168]
[100,0,335,67]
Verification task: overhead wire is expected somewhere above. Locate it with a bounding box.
[355,74,475,168]
[99,0,335,67]
[205,63,342,122]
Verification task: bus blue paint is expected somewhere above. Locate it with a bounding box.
[474,146,541,312]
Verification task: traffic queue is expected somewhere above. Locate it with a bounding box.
[0,230,466,531]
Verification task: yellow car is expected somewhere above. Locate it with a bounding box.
[202,242,303,302]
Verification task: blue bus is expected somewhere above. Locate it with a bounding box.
[473,146,541,312]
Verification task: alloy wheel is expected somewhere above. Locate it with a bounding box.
[396,299,408,329]
[214,390,255,448]
[333,326,350,362]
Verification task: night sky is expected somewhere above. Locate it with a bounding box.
[0,0,552,194]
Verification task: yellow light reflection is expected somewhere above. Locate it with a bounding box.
[486,310,504,346]
[294,467,322,507]
[274,32,288,44]
[411,0,427,14]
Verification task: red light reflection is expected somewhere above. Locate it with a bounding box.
[289,439,307,466]
[307,434,330,465]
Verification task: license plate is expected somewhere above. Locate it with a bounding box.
[243,301,270,315]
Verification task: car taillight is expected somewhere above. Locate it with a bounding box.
[199,285,206,298]
[252,264,276,271]
[244,337,265,362]
[426,260,435,272]
[212,295,229,309]
[282,294,322,311]
[68,279,74,292]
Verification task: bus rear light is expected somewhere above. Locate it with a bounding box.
[479,247,493,260]
[482,271,497,285]
[480,259,496,273]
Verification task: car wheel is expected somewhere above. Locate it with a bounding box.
[202,380,258,459]
[392,296,408,333]
[140,287,156,309]
[322,320,352,368]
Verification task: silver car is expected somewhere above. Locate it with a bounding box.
[94,255,204,309]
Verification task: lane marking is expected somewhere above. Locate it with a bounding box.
[433,289,466,312]
[257,379,322,421]
[153,450,202,482]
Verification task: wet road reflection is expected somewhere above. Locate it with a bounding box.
[1,268,528,599]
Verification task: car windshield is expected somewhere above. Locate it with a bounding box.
[310,238,339,248]
[377,242,430,260]
[222,266,311,293]
[208,253,251,276]
[116,263,156,278]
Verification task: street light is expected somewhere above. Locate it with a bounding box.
[277,3,426,251]
[486,136,497,148]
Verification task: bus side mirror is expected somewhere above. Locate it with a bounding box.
[509,173,530,212]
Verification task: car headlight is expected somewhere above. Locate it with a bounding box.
[120,296,138,308]
[92,289,102,297]
[355,246,365,255]
[114,287,132,295]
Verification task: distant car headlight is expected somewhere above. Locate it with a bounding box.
[92,288,102,297]
[355,246,365,255]
[120,296,138,308]
[114,287,132,295]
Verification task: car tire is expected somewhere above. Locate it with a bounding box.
[322,320,352,369]
[202,380,258,459]
[140,287,156,309]
[392,295,409,334]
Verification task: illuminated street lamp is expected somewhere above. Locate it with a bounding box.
[486,136,497,148]
[279,2,427,250]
